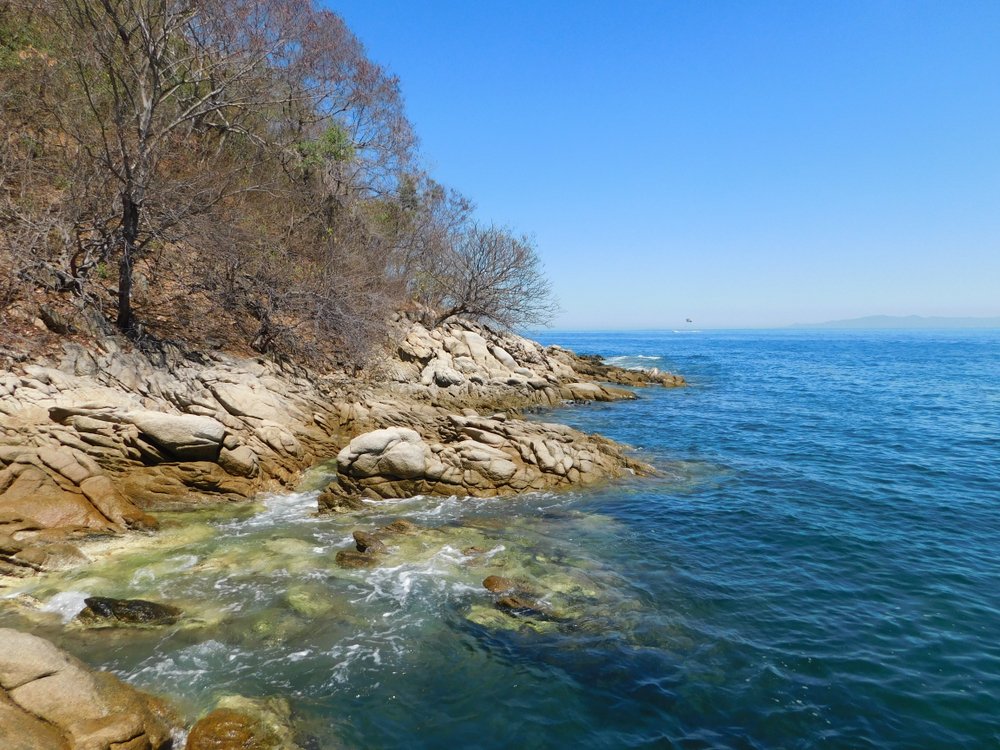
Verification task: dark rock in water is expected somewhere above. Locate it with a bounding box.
[463,545,487,556]
[382,519,418,534]
[335,550,377,569]
[353,530,386,554]
[483,575,516,593]
[78,596,182,625]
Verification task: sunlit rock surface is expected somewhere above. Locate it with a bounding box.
[0,628,174,749]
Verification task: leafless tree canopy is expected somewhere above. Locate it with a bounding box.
[431,225,558,330]
[0,0,556,364]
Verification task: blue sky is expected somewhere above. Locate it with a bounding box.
[332,1,1000,329]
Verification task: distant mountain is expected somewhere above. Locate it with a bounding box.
[790,315,1000,330]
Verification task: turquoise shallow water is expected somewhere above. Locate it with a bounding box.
[4,329,999,748]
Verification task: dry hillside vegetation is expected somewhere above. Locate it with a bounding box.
[0,0,556,368]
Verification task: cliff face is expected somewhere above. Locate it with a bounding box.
[0,316,683,578]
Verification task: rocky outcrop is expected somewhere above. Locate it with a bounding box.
[1,314,683,566]
[0,628,174,749]
[0,515,89,577]
[382,317,664,410]
[0,445,155,533]
[548,349,687,388]
[322,412,649,504]
[0,345,343,544]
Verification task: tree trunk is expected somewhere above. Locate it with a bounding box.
[116,192,140,335]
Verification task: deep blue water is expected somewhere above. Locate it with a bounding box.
[522,328,1000,749]
[6,329,999,749]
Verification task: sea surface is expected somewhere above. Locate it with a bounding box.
[3,329,999,749]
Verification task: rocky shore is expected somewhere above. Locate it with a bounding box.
[0,628,174,749]
[0,314,684,747]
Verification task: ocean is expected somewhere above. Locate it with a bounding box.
[4,328,998,748]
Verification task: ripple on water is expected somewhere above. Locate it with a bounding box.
[1,330,997,749]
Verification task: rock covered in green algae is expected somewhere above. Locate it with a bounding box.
[186,695,299,750]
[465,604,559,635]
[334,549,378,569]
[242,609,309,647]
[284,584,342,619]
[262,537,315,557]
[77,596,182,625]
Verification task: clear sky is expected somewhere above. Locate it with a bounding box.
[331,1,1000,329]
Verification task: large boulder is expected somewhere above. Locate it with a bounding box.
[336,427,429,480]
[124,411,226,461]
[0,465,115,530]
[0,628,173,749]
[324,415,651,504]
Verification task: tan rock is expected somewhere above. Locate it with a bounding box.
[35,446,98,486]
[0,629,172,750]
[218,445,260,478]
[0,692,70,749]
[79,475,158,530]
[124,411,225,460]
[0,466,114,530]
[210,382,288,422]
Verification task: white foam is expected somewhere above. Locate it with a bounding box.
[40,591,91,623]
[131,554,199,586]
[216,491,318,534]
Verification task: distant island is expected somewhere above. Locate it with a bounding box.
[791,315,1000,329]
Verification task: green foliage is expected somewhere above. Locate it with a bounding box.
[297,125,355,168]
[0,14,50,72]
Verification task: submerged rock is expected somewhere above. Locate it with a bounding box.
[285,584,341,619]
[465,604,559,635]
[186,695,299,750]
[482,575,516,593]
[495,594,548,618]
[382,518,418,534]
[334,550,378,569]
[77,596,182,626]
[316,488,365,514]
[335,518,431,569]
